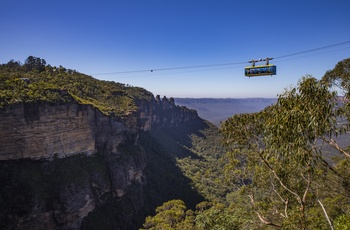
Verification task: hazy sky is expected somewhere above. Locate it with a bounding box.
[1,0,350,98]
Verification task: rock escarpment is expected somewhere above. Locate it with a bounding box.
[0,95,198,161]
[137,95,198,131]
[0,94,199,230]
[1,102,101,160]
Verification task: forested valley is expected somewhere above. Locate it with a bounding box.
[141,58,350,230]
[1,57,350,229]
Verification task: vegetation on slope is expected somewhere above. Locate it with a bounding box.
[142,58,350,230]
[139,118,243,229]
[0,56,153,116]
[139,118,231,207]
[1,56,235,229]
[221,77,350,229]
[3,56,350,229]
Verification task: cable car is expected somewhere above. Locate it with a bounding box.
[245,58,276,77]
[245,64,276,77]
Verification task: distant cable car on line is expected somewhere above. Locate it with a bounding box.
[245,57,276,77]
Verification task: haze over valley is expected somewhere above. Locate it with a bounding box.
[175,98,277,126]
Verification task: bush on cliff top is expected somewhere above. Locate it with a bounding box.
[0,57,153,116]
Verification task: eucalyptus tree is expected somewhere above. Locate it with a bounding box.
[322,58,350,94]
[221,75,349,229]
[141,200,196,230]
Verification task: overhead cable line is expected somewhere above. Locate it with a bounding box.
[91,61,247,76]
[115,64,245,79]
[274,40,350,60]
[91,40,350,76]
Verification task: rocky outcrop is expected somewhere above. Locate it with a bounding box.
[0,95,198,161]
[0,149,146,230]
[0,102,98,160]
[0,94,199,229]
[137,95,198,131]
[0,102,132,160]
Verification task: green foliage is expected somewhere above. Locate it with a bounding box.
[139,119,239,229]
[141,119,231,205]
[142,200,242,230]
[176,121,232,202]
[0,56,153,116]
[265,76,340,162]
[334,213,350,230]
[4,56,350,229]
[195,202,241,230]
[221,75,350,229]
[139,119,229,217]
[143,59,350,230]
[24,56,46,72]
[141,200,196,230]
[322,57,350,92]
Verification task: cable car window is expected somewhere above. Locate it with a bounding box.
[245,65,276,77]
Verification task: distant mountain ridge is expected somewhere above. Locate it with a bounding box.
[175,98,277,126]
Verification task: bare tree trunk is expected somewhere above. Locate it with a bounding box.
[318,199,334,230]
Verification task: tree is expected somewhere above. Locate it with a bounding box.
[322,58,350,93]
[322,57,350,137]
[24,56,46,72]
[221,75,349,229]
[195,202,241,230]
[6,59,21,69]
[141,200,196,230]
[141,200,241,230]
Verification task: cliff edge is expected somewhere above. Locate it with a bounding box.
[0,93,200,230]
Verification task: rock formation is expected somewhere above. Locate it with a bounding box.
[0,94,199,229]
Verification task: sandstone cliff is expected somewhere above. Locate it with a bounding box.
[0,94,198,161]
[0,94,199,230]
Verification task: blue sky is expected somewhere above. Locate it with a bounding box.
[1,0,350,98]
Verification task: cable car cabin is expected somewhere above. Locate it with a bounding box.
[245,64,276,77]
